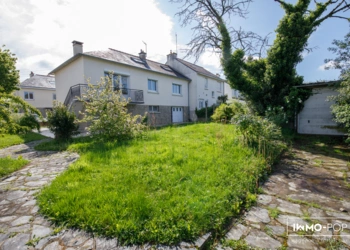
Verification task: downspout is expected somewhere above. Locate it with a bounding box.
[188,79,191,122]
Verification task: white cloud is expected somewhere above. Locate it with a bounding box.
[318,60,335,71]
[0,0,175,80]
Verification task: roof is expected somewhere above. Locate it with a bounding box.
[295,80,341,89]
[175,58,224,81]
[20,74,55,89]
[50,49,191,82]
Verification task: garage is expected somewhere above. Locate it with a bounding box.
[172,107,183,123]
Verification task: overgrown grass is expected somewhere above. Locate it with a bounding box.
[37,123,282,245]
[0,132,47,149]
[0,156,29,178]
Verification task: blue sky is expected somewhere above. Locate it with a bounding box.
[0,0,348,83]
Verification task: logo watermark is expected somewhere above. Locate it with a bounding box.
[287,217,350,237]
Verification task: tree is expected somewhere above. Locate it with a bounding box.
[173,0,350,123]
[0,46,41,134]
[79,76,147,141]
[326,31,350,142]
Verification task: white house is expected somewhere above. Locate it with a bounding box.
[50,41,191,126]
[166,52,229,121]
[16,72,56,116]
[296,81,344,135]
[50,41,238,126]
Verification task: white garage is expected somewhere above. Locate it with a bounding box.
[297,82,344,135]
[172,107,184,123]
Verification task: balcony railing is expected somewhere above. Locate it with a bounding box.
[64,84,144,108]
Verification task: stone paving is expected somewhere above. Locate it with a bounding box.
[218,144,350,249]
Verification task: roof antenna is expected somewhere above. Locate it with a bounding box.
[142,41,147,54]
[175,33,178,54]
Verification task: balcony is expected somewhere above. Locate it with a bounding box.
[64,84,144,108]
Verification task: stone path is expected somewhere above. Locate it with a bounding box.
[218,143,350,249]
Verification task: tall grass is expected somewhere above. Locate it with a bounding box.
[0,156,29,177]
[37,123,279,245]
[0,132,47,149]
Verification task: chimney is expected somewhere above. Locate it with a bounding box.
[216,73,220,78]
[139,49,147,60]
[72,40,83,56]
[30,71,34,78]
[166,50,177,63]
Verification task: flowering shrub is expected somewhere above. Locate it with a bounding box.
[80,77,147,141]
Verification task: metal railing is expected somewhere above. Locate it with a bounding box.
[64,84,144,108]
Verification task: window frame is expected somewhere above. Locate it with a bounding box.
[205,78,208,89]
[53,93,56,100]
[24,91,34,100]
[148,79,158,93]
[198,99,204,109]
[217,81,222,92]
[172,83,181,95]
[212,91,215,98]
[149,105,160,113]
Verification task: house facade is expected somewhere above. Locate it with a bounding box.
[297,81,344,135]
[16,72,56,116]
[166,52,229,121]
[50,41,237,126]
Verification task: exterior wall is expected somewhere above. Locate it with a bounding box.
[128,104,189,126]
[83,57,189,107]
[15,88,56,116]
[196,75,224,107]
[298,87,344,135]
[55,56,85,103]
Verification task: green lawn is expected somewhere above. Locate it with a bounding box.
[0,132,47,149]
[37,123,276,245]
[0,156,29,178]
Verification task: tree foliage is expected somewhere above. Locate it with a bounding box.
[0,46,41,134]
[325,31,350,76]
[46,102,79,141]
[80,76,147,141]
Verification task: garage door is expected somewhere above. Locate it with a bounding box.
[172,107,183,123]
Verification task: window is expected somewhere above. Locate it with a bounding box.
[205,78,208,89]
[217,81,222,92]
[53,93,56,100]
[148,79,157,92]
[212,91,215,98]
[104,72,128,90]
[24,91,34,100]
[199,99,204,109]
[149,106,159,113]
[172,84,181,95]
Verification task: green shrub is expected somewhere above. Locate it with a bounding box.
[47,102,79,141]
[232,114,285,164]
[19,114,40,133]
[195,105,215,119]
[211,101,249,122]
[79,76,146,141]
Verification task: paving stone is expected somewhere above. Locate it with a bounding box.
[257,194,273,205]
[245,229,281,249]
[276,214,309,229]
[2,233,30,250]
[287,235,318,249]
[194,232,211,247]
[22,200,36,207]
[95,238,119,249]
[226,224,248,240]
[11,215,32,226]
[266,225,285,236]
[0,233,9,243]
[81,238,94,249]
[6,190,27,201]
[0,216,17,222]
[44,241,63,250]
[62,230,90,247]
[245,207,270,223]
[7,224,31,233]
[341,231,350,247]
[308,207,327,222]
[326,211,350,221]
[32,225,52,238]
[276,198,303,215]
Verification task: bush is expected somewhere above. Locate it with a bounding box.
[232,114,285,164]
[195,105,215,119]
[47,102,79,141]
[211,101,249,122]
[80,76,146,141]
[19,114,40,133]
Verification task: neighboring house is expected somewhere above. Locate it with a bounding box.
[16,72,56,116]
[49,41,238,126]
[166,52,229,121]
[296,81,344,135]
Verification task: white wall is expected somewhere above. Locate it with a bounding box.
[196,75,224,107]
[298,87,344,135]
[16,88,56,108]
[83,56,189,107]
[55,56,85,103]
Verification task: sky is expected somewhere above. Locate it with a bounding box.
[0,0,349,83]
